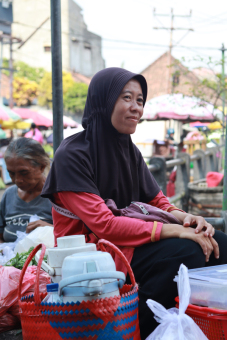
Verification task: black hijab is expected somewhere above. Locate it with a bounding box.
[42,67,160,208]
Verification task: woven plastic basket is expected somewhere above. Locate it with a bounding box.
[175,296,227,340]
[19,240,141,340]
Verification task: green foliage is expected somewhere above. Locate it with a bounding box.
[63,82,88,113]
[38,72,52,107]
[2,58,9,76]
[38,71,75,108]
[13,77,39,106]
[14,61,45,83]
[170,56,227,109]
[4,246,48,269]
[2,59,45,83]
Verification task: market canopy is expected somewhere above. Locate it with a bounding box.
[13,108,53,127]
[38,110,79,128]
[13,108,78,128]
[142,94,221,122]
[0,105,20,121]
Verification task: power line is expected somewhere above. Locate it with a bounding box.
[153,8,193,93]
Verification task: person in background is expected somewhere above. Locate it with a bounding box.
[165,128,175,144]
[0,138,53,243]
[25,122,43,144]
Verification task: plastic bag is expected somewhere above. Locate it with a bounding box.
[14,226,54,254]
[0,265,51,333]
[146,264,208,340]
[0,245,15,265]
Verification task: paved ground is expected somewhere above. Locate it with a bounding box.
[0,329,23,340]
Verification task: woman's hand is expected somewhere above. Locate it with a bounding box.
[183,214,215,237]
[161,224,219,262]
[26,220,53,233]
[179,226,219,262]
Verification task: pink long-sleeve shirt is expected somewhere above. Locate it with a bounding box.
[52,191,181,275]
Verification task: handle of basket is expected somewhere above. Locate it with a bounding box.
[97,239,136,286]
[18,243,46,305]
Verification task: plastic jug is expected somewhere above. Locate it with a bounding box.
[59,250,125,303]
[35,235,96,283]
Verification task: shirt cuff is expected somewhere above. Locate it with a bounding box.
[151,221,163,242]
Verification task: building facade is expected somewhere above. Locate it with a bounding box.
[10,0,105,77]
[141,52,220,106]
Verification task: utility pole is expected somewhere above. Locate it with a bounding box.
[9,34,13,109]
[50,0,63,153]
[153,8,193,94]
[221,43,227,211]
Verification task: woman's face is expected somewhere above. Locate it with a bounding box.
[6,156,45,192]
[111,79,144,134]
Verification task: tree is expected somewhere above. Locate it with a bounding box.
[14,61,45,83]
[38,71,75,108]
[13,77,39,106]
[2,59,45,83]
[170,56,227,110]
[63,82,88,113]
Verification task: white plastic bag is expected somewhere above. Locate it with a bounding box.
[146,264,208,340]
[14,226,54,254]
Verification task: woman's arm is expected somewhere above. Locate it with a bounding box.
[55,191,218,261]
[149,190,215,238]
[56,191,163,247]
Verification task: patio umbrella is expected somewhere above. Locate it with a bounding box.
[142,94,221,121]
[0,129,6,139]
[1,119,31,130]
[208,121,222,130]
[190,121,209,128]
[38,109,79,128]
[13,108,52,127]
[0,105,20,121]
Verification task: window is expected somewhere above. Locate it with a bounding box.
[84,42,91,50]
[44,45,51,52]
[172,71,180,87]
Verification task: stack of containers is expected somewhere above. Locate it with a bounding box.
[174,264,227,310]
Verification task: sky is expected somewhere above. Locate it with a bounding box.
[74,0,227,74]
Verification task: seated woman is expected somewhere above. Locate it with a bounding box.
[41,68,227,340]
[0,137,53,243]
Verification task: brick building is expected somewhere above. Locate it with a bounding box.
[141,52,220,106]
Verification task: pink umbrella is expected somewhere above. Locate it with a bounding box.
[143,94,220,121]
[38,110,78,128]
[0,105,21,121]
[13,108,52,127]
[190,121,209,127]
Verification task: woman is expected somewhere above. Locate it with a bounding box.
[0,137,53,243]
[42,68,227,339]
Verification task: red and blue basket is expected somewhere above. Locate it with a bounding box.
[18,239,141,340]
[176,296,227,340]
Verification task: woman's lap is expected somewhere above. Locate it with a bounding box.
[128,230,227,339]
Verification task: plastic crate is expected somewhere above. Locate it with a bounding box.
[175,297,227,340]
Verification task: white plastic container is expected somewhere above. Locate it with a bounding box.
[35,235,96,283]
[59,251,125,303]
[174,264,227,309]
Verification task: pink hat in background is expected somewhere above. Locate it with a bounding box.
[206,172,224,187]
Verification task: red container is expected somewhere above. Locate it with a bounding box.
[176,296,227,340]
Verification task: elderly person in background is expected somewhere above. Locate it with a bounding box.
[0,138,53,243]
